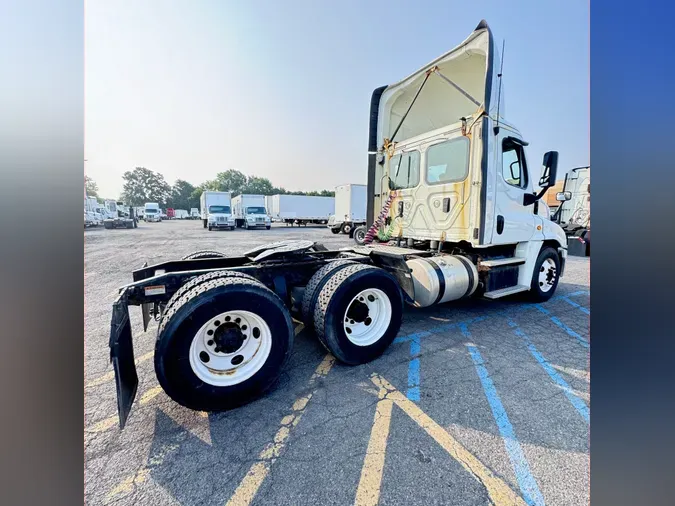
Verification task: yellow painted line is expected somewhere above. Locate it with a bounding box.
[87,385,163,433]
[86,351,154,388]
[106,468,150,502]
[354,388,393,506]
[226,353,335,506]
[367,374,528,506]
[294,323,305,335]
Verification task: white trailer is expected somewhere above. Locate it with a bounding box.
[200,191,235,230]
[174,209,189,219]
[268,194,335,226]
[232,194,271,230]
[328,184,367,235]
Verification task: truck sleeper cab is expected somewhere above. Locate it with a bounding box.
[108,20,569,430]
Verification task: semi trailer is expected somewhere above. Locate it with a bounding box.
[328,184,367,235]
[108,20,568,429]
[267,194,335,226]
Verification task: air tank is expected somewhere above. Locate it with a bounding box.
[405,255,479,308]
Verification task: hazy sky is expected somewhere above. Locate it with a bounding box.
[85,0,589,198]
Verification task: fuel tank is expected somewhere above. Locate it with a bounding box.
[405,255,478,307]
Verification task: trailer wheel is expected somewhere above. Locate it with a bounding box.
[181,250,227,260]
[353,226,367,245]
[266,226,271,230]
[341,223,353,235]
[301,259,357,329]
[313,264,403,365]
[103,221,113,229]
[330,227,341,234]
[155,276,293,411]
[527,247,561,302]
[126,221,134,229]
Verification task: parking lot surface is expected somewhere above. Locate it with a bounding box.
[85,220,590,506]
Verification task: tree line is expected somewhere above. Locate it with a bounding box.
[85,168,336,209]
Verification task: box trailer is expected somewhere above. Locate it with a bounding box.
[232,194,271,229]
[200,191,235,230]
[328,184,367,235]
[268,194,335,226]
[107,20,569,429]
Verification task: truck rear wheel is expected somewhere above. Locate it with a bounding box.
[203,219,207,229]
[301,259,357,329]
[155,276,294,411]
[330,227,341,234]
[312,264,403,365]
[181,250,226,260]
[527,247,561,302]
[103,221,113,229]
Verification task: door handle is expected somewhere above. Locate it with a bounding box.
[398,201,404,217]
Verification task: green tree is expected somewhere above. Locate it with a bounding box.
[120,167,171,206]
[167,179,196,210]
[85,175,98,197]
[241,176,274,195]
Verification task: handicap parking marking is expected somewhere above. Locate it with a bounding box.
[462,325,546,506]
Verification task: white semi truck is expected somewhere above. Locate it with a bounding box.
[328,184,367,235]
[267,194,335,226]
[144,203,162,222]
[200,191,235,231]
[190,208,200,220]
[232,194,271,229]
[108,20,569,429]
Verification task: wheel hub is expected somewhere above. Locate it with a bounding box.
[213,323,245,354]
[343,288,392,346]
[347,299,369,323]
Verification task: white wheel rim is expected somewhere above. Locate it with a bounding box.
[189,310,272,386]
[343,288,392,346]
[538,258,557,293]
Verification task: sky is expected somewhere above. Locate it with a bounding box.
[85,0,589,199]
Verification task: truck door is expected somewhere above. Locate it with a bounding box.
[491,134,536,245]
[388,128,475,242]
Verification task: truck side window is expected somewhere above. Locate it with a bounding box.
[389,151,420,189]
[426,137,470,184]
[501,139,528,189]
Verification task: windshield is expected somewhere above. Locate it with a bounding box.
[145,209,157,214]
[390,151,420,189]
[209,205,231,214]
[246,207,266,214]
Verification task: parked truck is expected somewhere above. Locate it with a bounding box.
[108,20,569,429]
[200,191,235,231]
[267,194,335,226]
[190,208,200,220]
[144,203,161,222]
[552,166,590,256]
[232,194,271,229]
[328,184,367,236]
[102,200,138,229]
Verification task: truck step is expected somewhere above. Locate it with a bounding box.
[480,257,525,268]
[483,284,529,299]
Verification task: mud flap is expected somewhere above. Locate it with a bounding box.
[109,291,138,429]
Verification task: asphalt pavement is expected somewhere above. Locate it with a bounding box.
[85,219,590,506]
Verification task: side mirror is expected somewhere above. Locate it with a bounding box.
[556,191,572,202]
[387,177,396,191]
[538,151,559,188]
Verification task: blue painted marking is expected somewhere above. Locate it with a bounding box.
[407,335,421,401]
[462,326,545,506]
[549,317,589,348]
[565,290,589,298]
[536,305,589,348]
[562,296,590,315]
[509,320,590,423]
